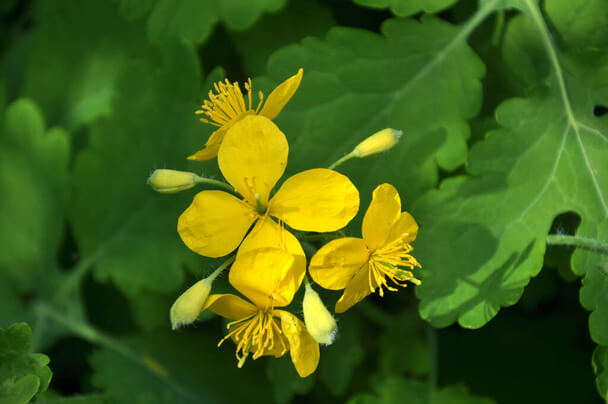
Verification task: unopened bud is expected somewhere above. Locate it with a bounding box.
[303,282,337,345]
[353,128,402,158]
[170,278,212,330]
[148,169,199,194]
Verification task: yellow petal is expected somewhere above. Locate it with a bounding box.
[362,183,401,252]
[229,248,300,310]
[218,115,288,206]
[278,310,319,378]
[259,68,303,120]
[201,294,257,320]
[269,168,359,232]
[309,237,369,290]
[386,211,419,244]
[187,129,225,161]
[239,217,305,258]
[239,218,306,289]
[177,190,258,258]
[335,263,372,313]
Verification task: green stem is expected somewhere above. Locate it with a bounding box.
[206,255,235,282]
[546,234,608,255]
[34,302,195,401]
[328,151,357,170]
[194,176,234,193]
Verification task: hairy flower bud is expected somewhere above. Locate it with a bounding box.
[303,281,337,345]
[147,169,199,194]
[170,278,212,330]
[353,128,402,158]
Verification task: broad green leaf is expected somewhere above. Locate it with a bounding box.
[90,331,273,404]
[143,0,287,45]
[266,356,315,404]
[264,10,487,208]
[13,0,149,130]
[353,0,457,17]
[414,0,608,338]
[0,323,52,404]
[348,377,495,404]
[501,13,548,91]
[70,43,220,296]
[545,0,608,52]
[0,99,69,292]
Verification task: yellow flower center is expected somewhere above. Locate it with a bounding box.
[218,310,287,366]
[195,78,264,129]
[368,235,421,297]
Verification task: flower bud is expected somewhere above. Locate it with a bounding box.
[353,128,402,158]
[147,169,199,194]
[303,282,337,345]
[170,278,212,330]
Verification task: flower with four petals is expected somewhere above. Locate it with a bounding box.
[178,115,360,267]
[201,247,319,377]
[309,183,421,313]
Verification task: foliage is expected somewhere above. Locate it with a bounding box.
[0,323,52,404]
[1,0,607,402]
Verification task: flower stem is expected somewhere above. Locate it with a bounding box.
[328,151,357,170]
[194,176,235,193]
[206,255,235,282]
[546,234,608,255]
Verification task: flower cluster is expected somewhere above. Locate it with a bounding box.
[148,70,421,377]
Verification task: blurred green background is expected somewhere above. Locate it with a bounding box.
[1,0,607,403]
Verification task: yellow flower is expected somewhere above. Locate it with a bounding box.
[178,114,360,261]
[202,248,319,377]
[309,184,421,313]
[188,69,303,161]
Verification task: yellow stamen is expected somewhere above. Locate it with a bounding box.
[218,310,286,367]
[196,78,265,130]
[367,235,421,295]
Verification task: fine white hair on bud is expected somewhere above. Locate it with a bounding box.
[147,169,199,194]
[353,128,402,158]
[170,278,212,330]
[303,281,338,345]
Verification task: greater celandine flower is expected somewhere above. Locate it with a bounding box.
[177,115,360,263]
[188,69,303,161]
[309,183,421,313]
[201,248,319,377]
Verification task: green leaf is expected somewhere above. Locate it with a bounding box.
[266,356,315,404]
[500,13,549,91]
[353,0,457,17]
[90,331,273,404]
[414,0,608,337]
[545,0,608,52]
[14,0,149,130]
[145,0,287,45]
[593,347,608,399]
[0,99,69,292]
[70,43,220,296]
[0,323,52,404]
[348,377,495,404]
[264,10,488,208]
